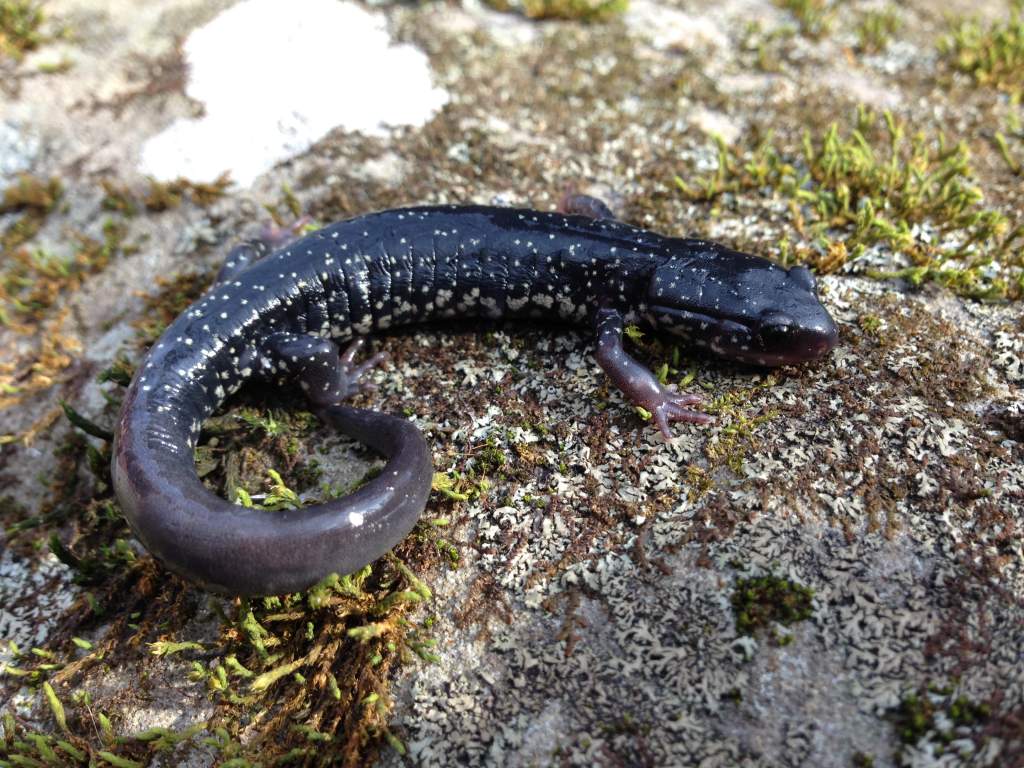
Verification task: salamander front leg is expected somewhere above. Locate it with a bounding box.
[594,308,711,438]
[261,333,387,408]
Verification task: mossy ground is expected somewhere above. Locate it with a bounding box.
[0,0,45,61]
[1,1,1023,767]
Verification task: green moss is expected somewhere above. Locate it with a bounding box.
[894,692,937,744]
[0,210,134,331]
[0,0,44,60]
[431,470,489,502]
[675,108,1022,300]
[697,376,782,476]
[683,464,713,503]
[0,688,206,767]
[36,56,71,73]
[858,313,882,337]
[142,173,231,212]
[483,0,627,22]
[97,357,135,388]
[0,175,64,282]
[731,574,814,637]
[947,694,990,726]
[940,7,1024,96]
[472,436,507,476]
[774,0,832,39]
[0,173,62,213]
[132,271,210,343]
[890,688,992,758]
[864,263,1011,301]
[856,8,901,54]
[993,130,1023,175]
[234,468,302,511]
[706,402,779,474]
[740,21,797,73]
[100,179,139,216]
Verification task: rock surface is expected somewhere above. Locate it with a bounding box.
[1,1,1021,767]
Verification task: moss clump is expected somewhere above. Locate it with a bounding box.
[676,108,1022,300]
[892,692,937,745]
[0,220,132,331]
[97,175,232,216]
[142,173,232,212]
[483,0,627,22]
[704,383,780,475]
[740,21,797,73]
[0,213,135,431]
[472,436,508,476]
[0,173,62,213]
[856,8,901,54]
[774,0,833,39]
[0,0,44,60]
[940,8,1024,97]
[176,557,435,766]
[890,688,991,758]
[0,176,64,293]
[132,271,210,343]
[100,179,139,216]
[730,574,814,636]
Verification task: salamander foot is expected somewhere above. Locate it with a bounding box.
[261,333,387,407]
[338,339,389,397]
[643,388,712,439]
[593,307,712,438]
[558,191,616,221]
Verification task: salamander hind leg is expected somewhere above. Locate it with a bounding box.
[260,333,387,408]
[215,217,312,284]
[593,308,711,438]
[558,191,617,221]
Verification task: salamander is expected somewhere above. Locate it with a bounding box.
[112,201,838,596]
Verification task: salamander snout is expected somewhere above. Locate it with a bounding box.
[757,306,838,365]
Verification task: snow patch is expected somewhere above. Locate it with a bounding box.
[139,0,448,186]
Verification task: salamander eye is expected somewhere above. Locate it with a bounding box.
[756,311,794,348]
[759,311,793,331]
[788,265,816,291]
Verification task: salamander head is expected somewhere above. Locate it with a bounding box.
[645,249,838,367]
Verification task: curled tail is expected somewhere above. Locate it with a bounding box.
[112,401,432,596]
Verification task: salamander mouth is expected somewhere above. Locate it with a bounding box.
[648,304,753,336]
[647,304,837,367]
[648,304,753,335]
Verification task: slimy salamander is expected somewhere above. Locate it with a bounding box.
[112,201,838,595]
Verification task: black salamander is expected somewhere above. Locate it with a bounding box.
[112,201,838,595]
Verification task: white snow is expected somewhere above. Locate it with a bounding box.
[139,0,448,186]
